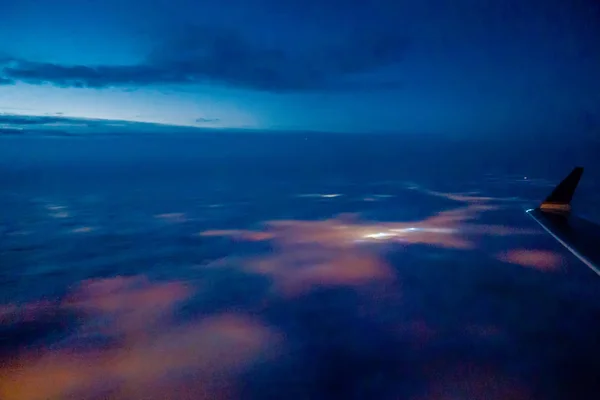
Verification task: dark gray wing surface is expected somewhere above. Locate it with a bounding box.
[526,167,600,276]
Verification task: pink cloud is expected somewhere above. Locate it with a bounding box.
[199,198,529,254]
[0,314,280,400]
[200,229,275,241]
[247,249,395,296]
[496,249,563,272]
[0,275,281,400]
[198,193,535,296]
[423,190,498,204]
[63,276,192,336]
[0,301,56,324]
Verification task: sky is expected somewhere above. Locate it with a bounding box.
[0,0,599,134]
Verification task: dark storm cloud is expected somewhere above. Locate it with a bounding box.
[0,76,14,85]
[0,25,407,92]
[1,61,180,89]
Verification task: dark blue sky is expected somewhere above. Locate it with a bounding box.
[0,0,599,134]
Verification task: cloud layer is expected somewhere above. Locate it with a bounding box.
[0,113,205,136]
[200,192,541,296]
[2,183,598,398]
[0,276,281,400]
[0,25,407,92]
[0,114,78,125]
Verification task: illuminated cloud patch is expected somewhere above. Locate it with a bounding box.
[200,230,275,242]
[0,276,282,400]
[201,201,531,252]
[0,301,56,325]
[247,249,394,297]
[154,213,188,223]
[199,192,536,296]
[423,190,498,204]
[63,275,192,335]
[70,226,96,233]
[496,249,564,272]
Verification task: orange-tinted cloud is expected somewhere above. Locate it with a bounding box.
[200,204,530,252]
[247,249,394,296]
[0,300,56,324]
[64,276,192,336]
[0,276,281,400]
[496,249,563,272]
[423,190,498,204]
[0,314,280,400]
[200,229,275,241]
[199,192,536,296]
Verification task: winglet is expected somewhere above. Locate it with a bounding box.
[539,167,584,214]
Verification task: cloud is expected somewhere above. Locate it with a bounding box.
[200,229,275,242]
[199,192,539,296]
[246,249,395,297]
[195,117,221,124]
[496,249,564,272]
[154,212,188,223]
[2,61,179,89]
[0,25,407,92]
[64,276,192,336]
[201,200,532,254]
[0,113,204,136]
[0,114,75,125]
[0,77,14,85]
[0,275,282,400]
[0,114,119,136]
[196,184,551,301]
[0,128,76,137]
[0,128,25,135]
[0,301,56,325]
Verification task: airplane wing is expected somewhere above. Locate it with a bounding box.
[526,167,600,276]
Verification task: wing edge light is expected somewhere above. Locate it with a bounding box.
[526,209,600,276]
[526,166,600,276]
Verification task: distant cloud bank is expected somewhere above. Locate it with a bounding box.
[0,25,406,93]
[0,113,202,136]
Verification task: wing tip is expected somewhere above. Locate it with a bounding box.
[540,167,584,213]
